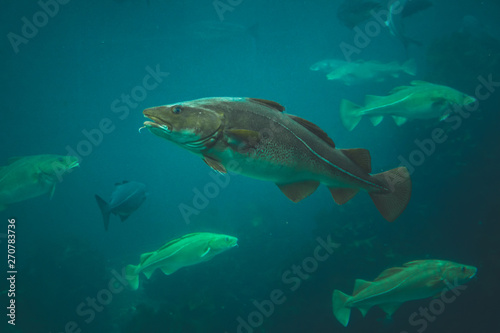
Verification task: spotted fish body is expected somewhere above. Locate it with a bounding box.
[142,97,411,222]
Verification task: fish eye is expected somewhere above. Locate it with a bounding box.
[172,106,182,114]
[461,267,466,272]
[225,237,229,242]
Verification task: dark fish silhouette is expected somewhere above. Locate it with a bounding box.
[95,181,147,231]
[385,0,433,49]
[337,0,382,29]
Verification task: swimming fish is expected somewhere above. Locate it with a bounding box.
[95,181,147,231]
[340,80,476,131]
[332,259,477,327]
[0,154,79,211]
[142,97,412,222]
[325,59,417,85]
[125,232,238,290]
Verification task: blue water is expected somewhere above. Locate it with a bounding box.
[1,0,499,332]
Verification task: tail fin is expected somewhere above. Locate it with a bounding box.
[402,58,417,76]
[95,195,111,231]
[125,265,140,291]
[369,167,412,222]
[332,290,351,327]
[340,99,363,131]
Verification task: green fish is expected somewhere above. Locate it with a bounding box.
[125,232,238,290]
[0,154,79,211]
[340,80,477,131]
[142,97,412,222]
[332,259,477,327]
[325,59,417,85]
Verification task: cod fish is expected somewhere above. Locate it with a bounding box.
[0,154,79,211]
[125,232,238,290]
[340,80,476,131]
[142,97,412,222]
[95,181,147,231]
[325,59,417,85]
[332,259,477,327]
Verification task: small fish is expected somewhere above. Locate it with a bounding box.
[340,80,476,131]
[95,181,147,231]
[125,232,238,290]
[325,59,417,85]
[142,97,412,222]
[0,154,79,211]
[332,259,477,327]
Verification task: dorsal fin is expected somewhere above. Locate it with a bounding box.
[340,148,371,173]
[287,115,335,148]
[411,80,433,86]
[374,267,405,282]
[248,98,285,112]
[157,233,198,252]
[403,260,427,267]
[353,279,372,295]
[7,157,24,165]
[139,252,155,265]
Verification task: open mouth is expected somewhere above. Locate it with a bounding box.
[143,116,172,133]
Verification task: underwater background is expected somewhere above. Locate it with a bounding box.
[1,0,499,332]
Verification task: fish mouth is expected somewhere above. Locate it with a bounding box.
[69,161,80,169]
[142,116,172,134]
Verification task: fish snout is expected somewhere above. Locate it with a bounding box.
[464,95,477,105]
[143,107,173,133]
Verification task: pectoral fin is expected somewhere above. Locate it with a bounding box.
[201,246,211,257]
[277,181,320,203]
[203,156,227,174]
[225,129,261,150]
[49,183,56,199]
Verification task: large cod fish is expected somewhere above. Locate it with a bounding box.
[125,232,238,290]
[332,259,477,327]
[0,154,79,211]
[142,97,412,222]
